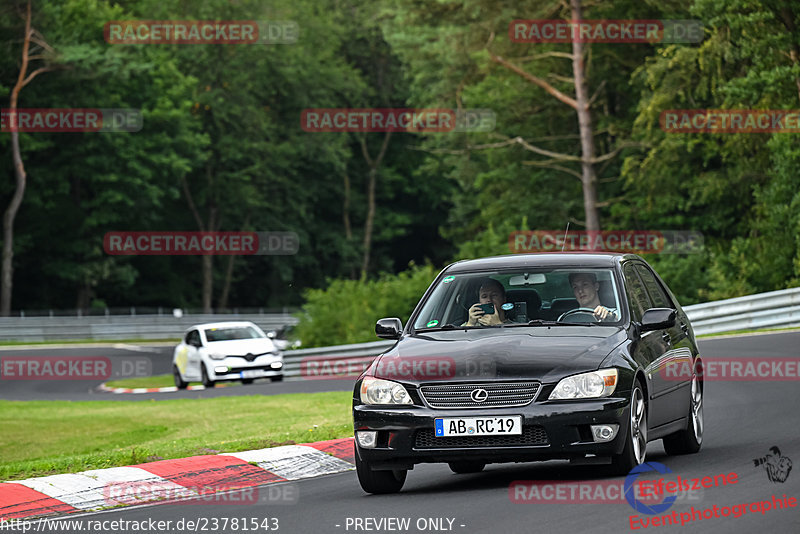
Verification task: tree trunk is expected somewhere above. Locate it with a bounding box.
[343,170,358,279]
[202,254,213,312]
[570,0,600,232]
[343,170,352,241]
[181,164,217,313]
[359,132,392,279]
[361,167,376,278]
[217,254,235,310]
[3,129,27,316]
[2,1,51,316]
[217,214,249,310]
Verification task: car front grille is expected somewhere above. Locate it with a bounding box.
[419,382,540,408]
[414,426,549,449]
[228,352,273,362]
[222,365,277,374]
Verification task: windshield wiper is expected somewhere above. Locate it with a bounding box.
[501,319,599,327]
[415,324,477,332]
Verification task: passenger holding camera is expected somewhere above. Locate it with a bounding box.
[465,279,511,326]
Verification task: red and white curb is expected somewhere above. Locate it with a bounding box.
[97,383,208,394]
[0,437,355,521]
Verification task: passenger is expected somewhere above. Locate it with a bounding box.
[464,278,511,326]
[569,272,618,321]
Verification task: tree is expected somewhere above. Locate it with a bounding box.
[2,0,55,315]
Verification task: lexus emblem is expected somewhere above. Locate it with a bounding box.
[470,388,489,403]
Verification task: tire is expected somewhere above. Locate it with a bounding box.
[611,380,647,475]
[201,364,215,388]
[270,375,283,382]
[241,378,254,385]
[448,461,485,474]
[173,366,188,390]
[663,369,703,455]
[355,443,407,494]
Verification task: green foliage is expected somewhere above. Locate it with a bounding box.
[293,263,439,347]
[1,0,798,325]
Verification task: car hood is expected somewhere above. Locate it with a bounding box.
[370,327,626,385]
[206,338,277,356]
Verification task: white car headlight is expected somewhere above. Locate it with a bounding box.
[208,353,226,361]
[549,368,618,400]
[360,377,413,405]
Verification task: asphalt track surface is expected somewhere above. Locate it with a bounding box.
[0,345,353,401]
[9,331,800,533]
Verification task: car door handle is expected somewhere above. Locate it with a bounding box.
[661,332,671,344]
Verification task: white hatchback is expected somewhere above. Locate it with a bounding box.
[172,321,284,388]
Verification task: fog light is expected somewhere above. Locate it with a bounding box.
[214,366,229,374]
[270,361,283,369]
[590,424,619,442]
[357,431,378,449]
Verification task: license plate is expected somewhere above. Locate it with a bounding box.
[434,416,522,437]
[240,370,263,379]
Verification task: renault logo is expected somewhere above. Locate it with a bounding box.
[470,388,489,402]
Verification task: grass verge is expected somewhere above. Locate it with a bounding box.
[0,391,353,481]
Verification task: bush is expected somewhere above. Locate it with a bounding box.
[293,263,440,348]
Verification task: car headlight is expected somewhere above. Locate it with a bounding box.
[360,377,413,405]
[208,353,226,361]
[549,368,618,400]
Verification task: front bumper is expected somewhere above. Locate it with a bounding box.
[353,397,630,469]
[208,358,283,380]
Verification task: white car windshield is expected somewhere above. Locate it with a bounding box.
[204,326,265,342]
[413,268,623,329]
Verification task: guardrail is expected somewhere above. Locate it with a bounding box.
[277,288,800,379]
[0,313,298,342]
[282,340,394,380]
[683,287,800,335]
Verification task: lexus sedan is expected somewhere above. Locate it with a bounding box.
[172,321,283,388]
[352,253,703,493]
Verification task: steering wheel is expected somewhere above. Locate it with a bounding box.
[557,307,600,323]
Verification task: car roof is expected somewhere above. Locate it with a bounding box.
[186,321,260,331]
[444,252,639,273]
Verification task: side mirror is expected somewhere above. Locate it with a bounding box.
[375,317,403,339]
[267,331,276,339]
[640,308,676,332]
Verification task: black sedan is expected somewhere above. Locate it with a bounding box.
[352,253,703,493]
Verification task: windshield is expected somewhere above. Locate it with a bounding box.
[204,326,265,342]
[412,268,623,330]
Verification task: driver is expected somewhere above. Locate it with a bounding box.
[464,278,511,326]
[569,272,618,322]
